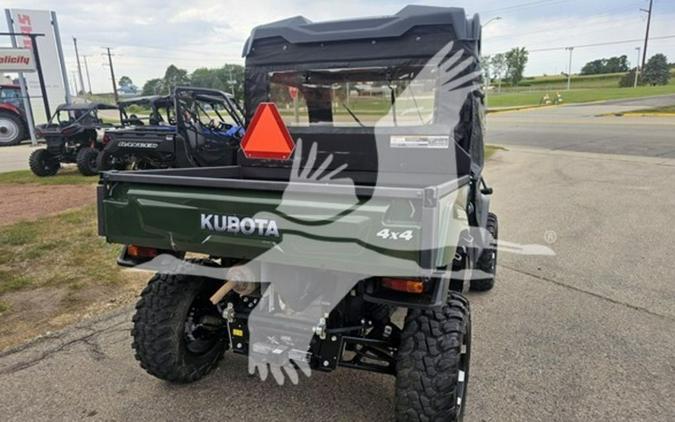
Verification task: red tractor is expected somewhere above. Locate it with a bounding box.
[0,84,29,147]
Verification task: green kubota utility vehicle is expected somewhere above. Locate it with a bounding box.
[98,6,497,421]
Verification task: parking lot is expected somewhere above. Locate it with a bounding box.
[0,97,673,421]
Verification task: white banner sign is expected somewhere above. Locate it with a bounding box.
[7,9,68,123]
[0,48,36,72]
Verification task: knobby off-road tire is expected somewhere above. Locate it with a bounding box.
[0,110,25,146]
[132,270,228,383]
[95,149,114,172]
[395,292,471,422]
[470,212,499,292]
[76,147,99,176]
[29,148,60,177]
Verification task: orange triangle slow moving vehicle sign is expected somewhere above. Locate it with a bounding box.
[241,103,295,160]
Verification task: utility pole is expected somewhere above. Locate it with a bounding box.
[72,37,85,96]
[82,55,92,94]
[641,0,653,69]
[71,71,79,97]
[566,47,574,90]
[634,47,641,88]
[105,48,119,103]
[104,47,124,122]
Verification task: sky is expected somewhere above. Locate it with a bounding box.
[2,0,674,93]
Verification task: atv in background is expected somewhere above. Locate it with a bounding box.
[118,94,176,127]
[97,88,244,170]
[0,84,29,147]
[97,95,176,170]
[30,102,118,177]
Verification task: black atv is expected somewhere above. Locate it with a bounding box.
[96,95,176,171]
[30,102,118,177]
[97,89,244,171]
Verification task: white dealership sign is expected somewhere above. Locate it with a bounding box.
[0,48,36,72]
[6,9,68,123]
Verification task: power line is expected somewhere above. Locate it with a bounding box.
[527,34,675,53]
[483,4,639,41]
[481,0,578,15]
[77,38,240,59]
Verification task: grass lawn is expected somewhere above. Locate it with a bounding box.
[0,205,145,349]
[485,145,506,160]
[0,168,96,185]
[488,82,675,109]
[0,206,123,295]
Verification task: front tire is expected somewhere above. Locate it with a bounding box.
[132,271,228,383]
[395,293,471,422]
[0,110,25,146]
[29,148,60,177]
[76,147,99,176]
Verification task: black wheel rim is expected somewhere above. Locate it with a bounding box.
[183,293,223,355]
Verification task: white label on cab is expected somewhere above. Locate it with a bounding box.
[390,135,450,149]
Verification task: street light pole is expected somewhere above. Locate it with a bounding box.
[566,47,574,90]
[483,16,502,28]
[634,47,641,88]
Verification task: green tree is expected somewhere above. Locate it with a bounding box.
[642,54,670,86]
[118,76,133,87]
[618,69,642,88]
[581,55,629,75]
[141,78,163,95]
[215,64,245,101]
[491,53,507,92]
[481,55,492,87]
[190,68,222,90]
[504,47,528,86]
[163,65,190,92]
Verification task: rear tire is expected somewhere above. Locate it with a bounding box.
[29,148,60,177]
[470,212,498,292]
[0,110,25,147]
[132,270,228,383]
[95,149,120,171]
[395,293,471,422]
[76,147,99,176]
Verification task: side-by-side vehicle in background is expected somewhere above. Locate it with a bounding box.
[98,90,244,170]
[30,102,118,177]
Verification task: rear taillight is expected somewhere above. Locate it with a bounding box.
[102,133,111,145]
[126,245,158,259]
[381,278,425,294]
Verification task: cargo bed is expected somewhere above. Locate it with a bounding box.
[98,166,470,275]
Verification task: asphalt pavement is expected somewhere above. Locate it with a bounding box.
[0,144,37,173]
[1,97,674,421]
[487,94,675,158]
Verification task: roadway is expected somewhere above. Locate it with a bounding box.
[487,94,675,158]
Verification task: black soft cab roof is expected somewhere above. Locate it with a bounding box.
[243,5,480,63]
[241,6,483,187]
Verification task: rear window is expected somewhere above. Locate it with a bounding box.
[269,67,437,128]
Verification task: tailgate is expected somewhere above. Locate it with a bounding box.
[98,176,426,274]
